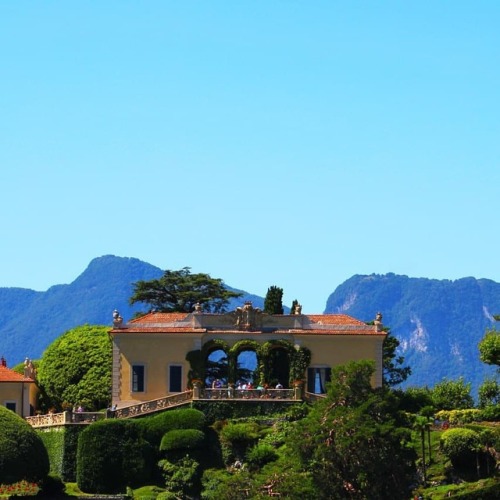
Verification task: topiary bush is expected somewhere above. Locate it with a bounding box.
[76,419,153,494]
[160,429,206,462]
[0,406,50,484]
[137,408,205,448]
[440,428,481,469]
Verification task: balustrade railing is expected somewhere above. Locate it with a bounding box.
[114,390,193,419]
[202,388,295,400]
[26,386,305,428]
[26,411,105,428]
[303,391,327,403]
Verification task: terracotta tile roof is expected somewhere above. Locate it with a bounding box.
[117,327,205,334]
[128,312,189,324]
[110,312,382,336]
[0,365,35,383]
[305,314,367,326]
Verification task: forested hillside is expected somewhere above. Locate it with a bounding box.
[325,273,499,395]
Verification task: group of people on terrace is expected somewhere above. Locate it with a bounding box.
[207,379,286,399]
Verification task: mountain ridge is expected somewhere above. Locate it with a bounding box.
[0,257,497,397]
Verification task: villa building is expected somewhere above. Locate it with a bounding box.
[0,356,37,417]
[109,303,386,408]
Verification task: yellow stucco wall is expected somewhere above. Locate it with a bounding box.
[112,331,385,405]
[0,382,37,417]
[296,335,385,387]
[115,334,201,403]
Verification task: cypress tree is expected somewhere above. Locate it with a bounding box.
[264,286,284,315]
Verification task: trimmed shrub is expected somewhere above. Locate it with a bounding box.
[245,443,278,469]
[441,428,481,468]
[219,422,260,464]
[138,408,205,447]
[76,419,153,494]
[0,406,50,484]
[160,428,206,462]
[37,425,83,482]
[160,429,206,452]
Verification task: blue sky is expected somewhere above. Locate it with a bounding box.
[1,1,499,313]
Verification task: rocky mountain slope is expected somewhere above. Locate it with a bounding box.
[325,273,499,395]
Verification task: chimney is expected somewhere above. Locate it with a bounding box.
[0,356,6,367]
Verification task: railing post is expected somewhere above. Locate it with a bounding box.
[63,411,72,424]
[293,380,303,400]
[192,379,202,399]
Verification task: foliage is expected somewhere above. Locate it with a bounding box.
[37,428,65,478]
[76,419,153,494]
[431,377,474,411]
[36,324,112,411]
[0,406,50,485]
[137,408,206,448]
[219,422,261,465]
[219,422,260,443]
[130,267,242,313]
[435,409,483,425]
[478,377,500,407]
[160,429,206,452]
[381,326,411,386]
[397,386,434,413]
[478,329,500,367]
[245,443,278,470]
[440,428,481,468]
[263,286,284,315]
[289,360,416,499]
[158,455,201,499]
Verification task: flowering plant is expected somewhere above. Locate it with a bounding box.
[0,480,40,497]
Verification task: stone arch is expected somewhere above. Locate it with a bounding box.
[201,340,230,387]
[229,340,261,385]
[260,340,296,388]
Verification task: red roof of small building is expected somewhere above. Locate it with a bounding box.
[0,365,35,383]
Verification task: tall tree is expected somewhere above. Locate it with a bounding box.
[130,267,242,314]
[366,321,411,387]
[263,286,284,315]
[382,327,412,387]
[289,360,416,499]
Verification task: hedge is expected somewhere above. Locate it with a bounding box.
[37,425,83,481]
[137,408,205,447]
[0,406,50,484]
[76,419,153,494]
[160,429,206,452]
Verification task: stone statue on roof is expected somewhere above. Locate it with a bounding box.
[113,309,123,327]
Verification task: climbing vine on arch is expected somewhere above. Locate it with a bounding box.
[229,340,261,384]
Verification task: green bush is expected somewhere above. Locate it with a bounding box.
[0,406,50,484]
[435,409,482,425]
[219,422,260,444]
[245,443,278,469]
[440,428,481,468]
[76,419,153,494]
[138,408,205,447]
[478,405,500,422]
[219,422,260,465]
[160,429,206,461]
